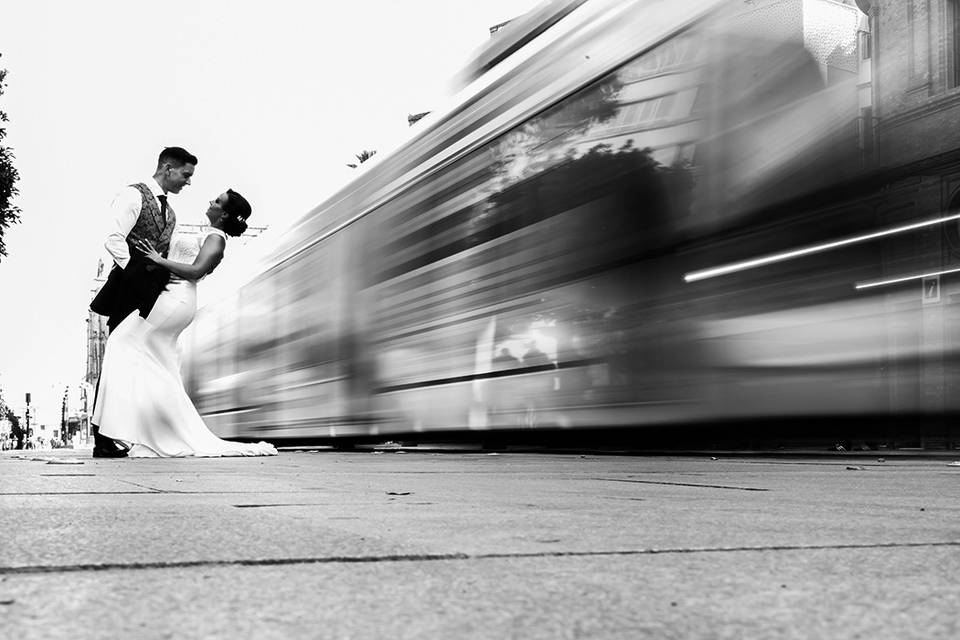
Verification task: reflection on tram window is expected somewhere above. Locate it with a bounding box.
[362,12,864,431]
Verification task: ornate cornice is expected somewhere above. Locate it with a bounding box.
[878,145,960,182]
[877,88,960,132]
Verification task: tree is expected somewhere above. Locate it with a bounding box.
[347,149,376,169]
[3,404,23,449]
[0,54,21,260]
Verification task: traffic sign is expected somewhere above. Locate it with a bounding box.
[923,275,940,304]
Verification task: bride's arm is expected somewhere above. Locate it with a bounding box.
[135,235,225,280]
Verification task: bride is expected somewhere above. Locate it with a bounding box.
[93,189,277,458]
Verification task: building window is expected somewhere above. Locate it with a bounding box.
[907,0,929,82]
[859,106,874,167]
[859,31,872,60]
[951,0,960,88]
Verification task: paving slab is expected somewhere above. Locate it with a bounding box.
[1,449,958,638]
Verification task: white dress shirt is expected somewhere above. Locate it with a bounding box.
[104,177,167,270]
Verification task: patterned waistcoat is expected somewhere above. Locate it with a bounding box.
[127,183,175,258]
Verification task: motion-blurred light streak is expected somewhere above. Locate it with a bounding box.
[683,213,960,283]
[855,266,960,290]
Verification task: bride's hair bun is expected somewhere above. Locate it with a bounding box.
[222,189,252,237]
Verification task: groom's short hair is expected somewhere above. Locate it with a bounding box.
[157,146,198,168]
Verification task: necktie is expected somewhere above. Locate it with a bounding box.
[158,195,168,219]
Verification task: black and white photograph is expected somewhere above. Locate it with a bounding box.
[1,0,958,637]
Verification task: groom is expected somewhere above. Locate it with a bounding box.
[89,146,198,457]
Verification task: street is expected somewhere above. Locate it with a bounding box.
[1,448,958,639]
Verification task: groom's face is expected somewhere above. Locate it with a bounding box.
[163,162,196,194]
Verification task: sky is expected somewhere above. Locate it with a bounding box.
[0,0,540,424]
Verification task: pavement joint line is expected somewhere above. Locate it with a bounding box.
[2,541,959,576]
[39,474,96,477]
[233,503,336,508]
[0,490,333,496]
[594,478,770,491]
[115,479,175,493]
[0,491,160,496]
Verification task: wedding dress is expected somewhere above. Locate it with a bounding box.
[93,228,277,457]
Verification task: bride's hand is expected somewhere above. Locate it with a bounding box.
[134,237,162,263]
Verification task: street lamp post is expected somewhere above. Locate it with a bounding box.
[79,382,93,446]
[62,389,68,447]
[25,392,31,449]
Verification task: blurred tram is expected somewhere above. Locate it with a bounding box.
[183,0,956,447]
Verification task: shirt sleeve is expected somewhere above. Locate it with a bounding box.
[104,187,142,270]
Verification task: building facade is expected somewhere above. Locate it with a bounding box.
[86,259,109,386]
[733,0,863,81]
[853,0,960,447]
[858,0,960,168]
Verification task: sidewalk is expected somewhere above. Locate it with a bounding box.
[2,449,958,639]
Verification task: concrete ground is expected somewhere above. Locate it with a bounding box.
[1,447,958,639]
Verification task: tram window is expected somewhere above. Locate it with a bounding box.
[362,16,866,395]
[273,253,340,369]
[372,21,853,290]
[235,278,277,402]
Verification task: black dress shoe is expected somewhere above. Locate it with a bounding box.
[92,425,128,457]
[92,446,128,458]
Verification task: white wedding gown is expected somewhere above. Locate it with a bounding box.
[93,228,277,457]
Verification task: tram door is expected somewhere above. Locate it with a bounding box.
[270,236,351,439]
